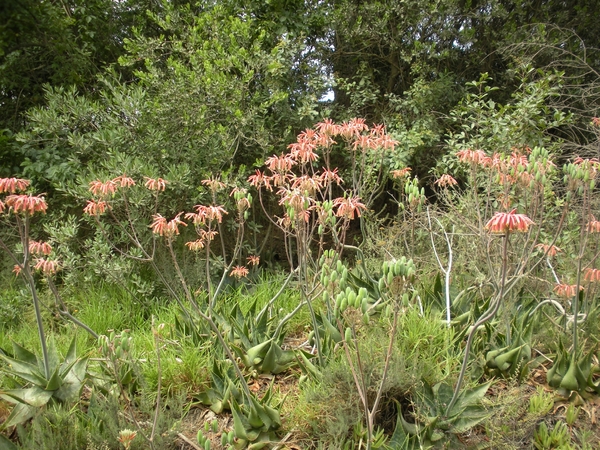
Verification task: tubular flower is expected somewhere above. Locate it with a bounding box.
[144,177,167,191]
[112,175,136,188]
[0,178,30,194]
[535,243,561,258]
[202,177,226,193]
[333,196,367,220]
[0,200,5,213]
[248,170,273,191]
[185,239,205,251]
[265,153,296,172]
[291,175,323,196]
[456,149,489,166]
[150,213,187,237]
[584,268,600,283]
[230,265,249,279]
[288,139,319,164]
[83,200,109,216]
[247,255,260,266]
[554,283,583,298]
[89,180,117,197]
[320,168,343,185]
[435,174,458,187]
[315,118,340,136]
[5,195,48,215]
[29,240,52,256]
[13,264,22,276]
[185,205,227,225]
[586,216,600,233]
[34,258,60,275]
[390,168,411,179]
[485,209,534,233]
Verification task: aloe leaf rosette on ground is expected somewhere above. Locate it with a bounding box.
[389,381,491,448]
[0,337,87,428]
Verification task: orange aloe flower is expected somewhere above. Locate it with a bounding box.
[554,283,583,298]
[185,239,205,251]
[435,174,458,187]
[13,264,22,276]
[29,240,52,256]
[34,258,60,275]
[247,255,260,266]
[112,175,136,188]
[247,170,273,191]
[583,268,600,283]
[320,168,343,185]
[89,180,117,197]
[0,200,5,213]
[83,200,109,216]
[5,194,48,215]
[535,243,561,258]
[390,168,411,179]
[185,205,227,225]
[265,153,296,173]
[230,265,249,279]
[485,209,534,233]
[150,213,186,237]
[586,216,600,233]
[202,177,226,192]
[456,149,489,166]
[0,177,30,194]
[333,196,367,219]
[144,177,167,191]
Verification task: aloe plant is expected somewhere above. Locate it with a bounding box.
[546,339,599,395]
[0,337,87,428]
[229,385,282,450]
[195,360,243,414]
[388,381,491,449]
[485,309,535,380]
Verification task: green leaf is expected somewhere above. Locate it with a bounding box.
[0,433,18,449]
[1,402,37,429]
[11,342,38,366]
[1,386,53,407]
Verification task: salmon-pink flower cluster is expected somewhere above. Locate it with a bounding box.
[535,243,561,258]
[583,268,600,283]
[230,265,249,279]
[29,240,52,256]
[457,149,489,165]
[5,194,48,215]
[185,239,206,251]
[554,283,583,298]
[586,216,600,233]
[202,177,226,192]
[0,177,30,194]
[89,180,117,197]
[485,209,534,233]
[185,230,218,251]
[333,196,367,220]
[144,177,168,191]
[265,153,297,173]
[320,168,343,185]
[247,255,260,266]
[435,174,458,187]
[34,258,60,275]
[150,213,186,237]
[112,175,136,188]
[13,264,22,276]
[390,168,412,179]
[185,205,227,225]
[83,200,109,216]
